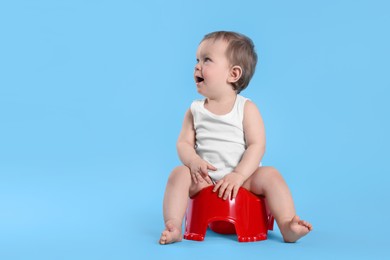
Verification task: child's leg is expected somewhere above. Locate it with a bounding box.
[159,165,211,245]
[242,166,312,243]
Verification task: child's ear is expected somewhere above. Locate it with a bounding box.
[228,65,242,83]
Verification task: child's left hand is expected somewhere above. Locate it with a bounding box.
[213,172,245,200]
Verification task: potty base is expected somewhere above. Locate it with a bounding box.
[184,186,274,242]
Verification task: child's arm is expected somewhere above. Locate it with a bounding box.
[177,109,216,184]
[213,101,265,198]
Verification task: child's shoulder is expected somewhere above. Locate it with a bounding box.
[191,97,205,104]
[238,94,259,110]
[238,94,258,106]
[190,96,209,109]
[238,95,262,120]
[190,98,205,116]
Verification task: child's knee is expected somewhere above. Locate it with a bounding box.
[168,166,191,184]
[261,166,284,183]
[249,166,282,185]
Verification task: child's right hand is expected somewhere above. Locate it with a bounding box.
[188,157,217,185]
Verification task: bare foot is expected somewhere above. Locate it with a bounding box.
[159,221,183,245]
[281,215,313,243]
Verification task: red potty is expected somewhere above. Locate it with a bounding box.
[184,186,274,242]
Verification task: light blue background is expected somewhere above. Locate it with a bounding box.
[1,0,389,259]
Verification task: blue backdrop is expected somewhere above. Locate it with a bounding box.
[1,0,389,259]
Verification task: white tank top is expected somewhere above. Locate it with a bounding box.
[190,95,248,181]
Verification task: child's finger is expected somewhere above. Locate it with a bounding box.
[207,164,217,171]
[213,179,223,193]
[196,171,203,183]
[203,175,212,184]
[200,165,208,175]
[199,173,210,184]
[232,185,239,199]
[222,184,233,200]
[191,172,198,184]
[218,182,229,198]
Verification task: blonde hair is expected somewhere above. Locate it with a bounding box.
[202,31,257,93]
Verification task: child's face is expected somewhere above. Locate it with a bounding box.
[194,39,233,98]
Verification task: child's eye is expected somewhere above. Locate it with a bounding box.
[204,57,211,62]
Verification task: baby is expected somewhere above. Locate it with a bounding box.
[159,31,312,244]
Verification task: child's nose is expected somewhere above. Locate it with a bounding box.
[194,63,201,71]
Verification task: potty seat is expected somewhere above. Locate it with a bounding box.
[184,186,274,242]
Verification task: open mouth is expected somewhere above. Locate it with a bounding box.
[195,76,204,83]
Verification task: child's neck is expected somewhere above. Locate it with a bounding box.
[204,92,237,116]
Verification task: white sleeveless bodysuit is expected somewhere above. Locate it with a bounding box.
[190,95,248,181]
